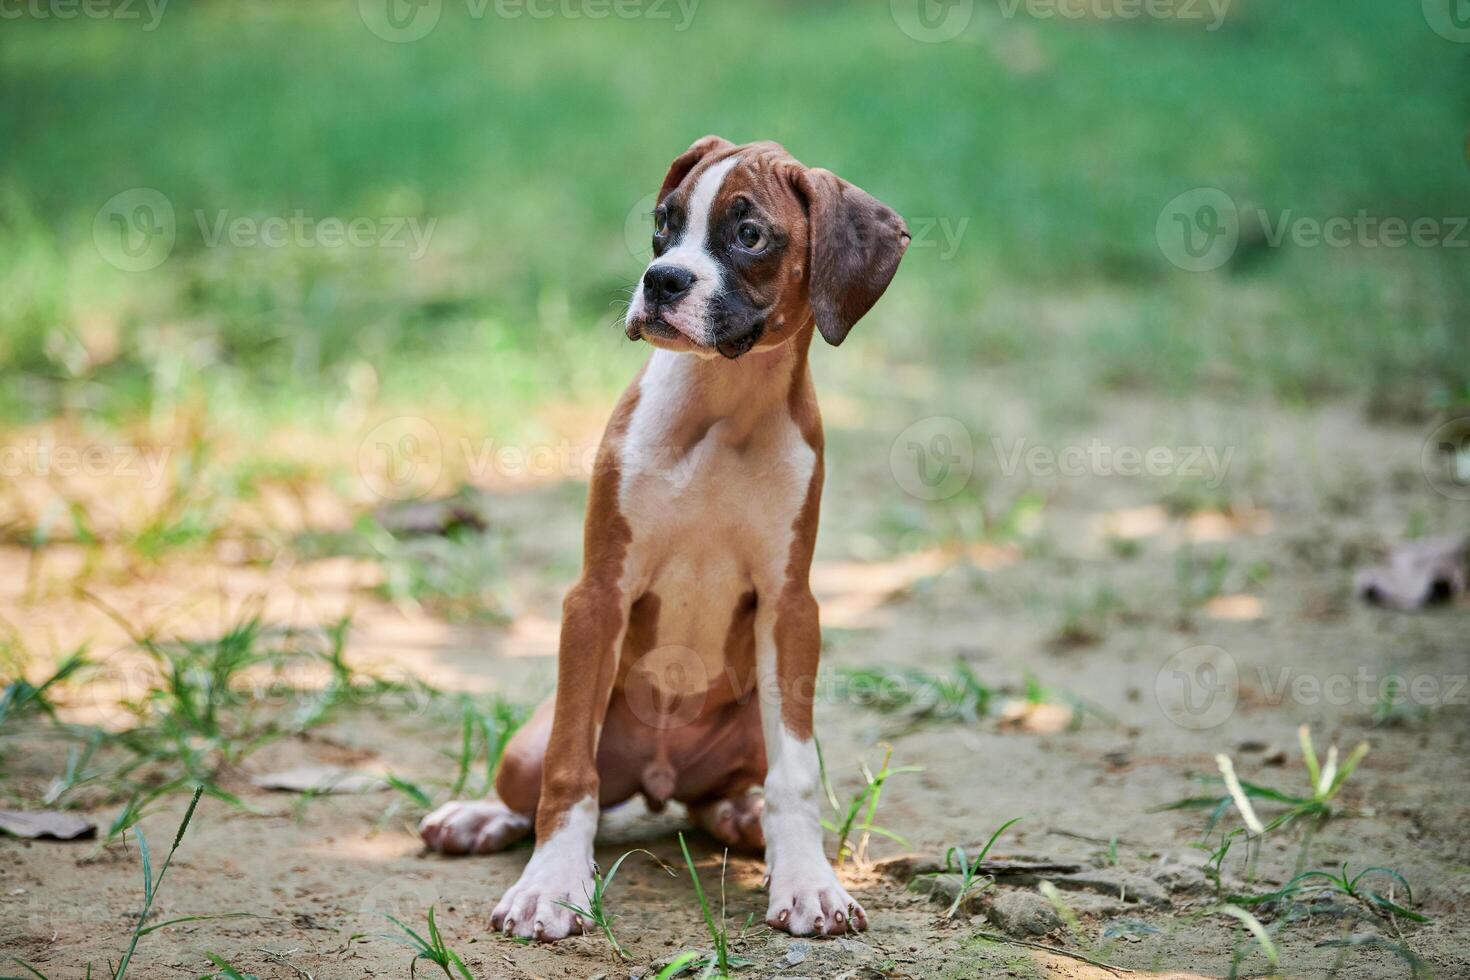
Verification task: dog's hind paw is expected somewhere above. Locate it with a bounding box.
[419,798,531,855]
[690,793,765,852]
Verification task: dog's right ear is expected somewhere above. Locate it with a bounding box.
[659,135,736,201]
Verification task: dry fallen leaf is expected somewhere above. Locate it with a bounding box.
[997,700,1074,734]
[1203,594,1265,621]
[0,810,96,841]
[251,765,388,795]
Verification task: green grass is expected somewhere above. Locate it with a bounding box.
[10,785,235,980]
[836,661,993,729]
[1157,727,1371,899]
[818,742,922,866]
[200,954,261,980]
[918,816,1025,918]
[1229,863,1428,926]
[1216,905,1280,979]
[1162,726,1369,854]
[0,648,89,727]
[1155,723,1434,967]
[675,833,747,979]
[555,848,671,960]
[381,906,474,980]
[1,0,1466,433]
[0,609,478,839]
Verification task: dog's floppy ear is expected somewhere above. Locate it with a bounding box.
[792,167,910,347]
[659,134,736,201]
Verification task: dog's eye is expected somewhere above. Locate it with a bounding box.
[736,222,765,251]
[654,208,670,238]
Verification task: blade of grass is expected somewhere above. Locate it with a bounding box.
[113,784,205,980]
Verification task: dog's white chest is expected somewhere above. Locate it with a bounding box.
[616,350,816,592]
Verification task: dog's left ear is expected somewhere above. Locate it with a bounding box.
[792,167,910,347]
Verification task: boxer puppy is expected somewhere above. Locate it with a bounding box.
[421,136,909,941]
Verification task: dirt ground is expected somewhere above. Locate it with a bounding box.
[2,375,1467,979]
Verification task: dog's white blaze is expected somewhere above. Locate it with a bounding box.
[627,154,740,346]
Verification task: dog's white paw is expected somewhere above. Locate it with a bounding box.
[765,860,867,936]
[419,799,531,855]
[489,849,596,942]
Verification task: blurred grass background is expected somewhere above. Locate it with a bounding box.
[2,0,1467,439]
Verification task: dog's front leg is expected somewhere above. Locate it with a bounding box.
[489,577,628,942]
[754,590,867,936]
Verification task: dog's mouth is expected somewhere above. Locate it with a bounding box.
[628,313,680,341]
[629,312,765,360]
[628,304,700,343]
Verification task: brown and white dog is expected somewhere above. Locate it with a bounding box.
[419,136,909,941]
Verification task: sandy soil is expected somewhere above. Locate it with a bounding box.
[2,381,1467,979]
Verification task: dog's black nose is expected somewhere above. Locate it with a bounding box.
[643,264,695,305]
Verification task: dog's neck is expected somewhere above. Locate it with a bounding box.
[637,321,815,453]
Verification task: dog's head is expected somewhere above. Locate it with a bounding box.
[624,136,910,359]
